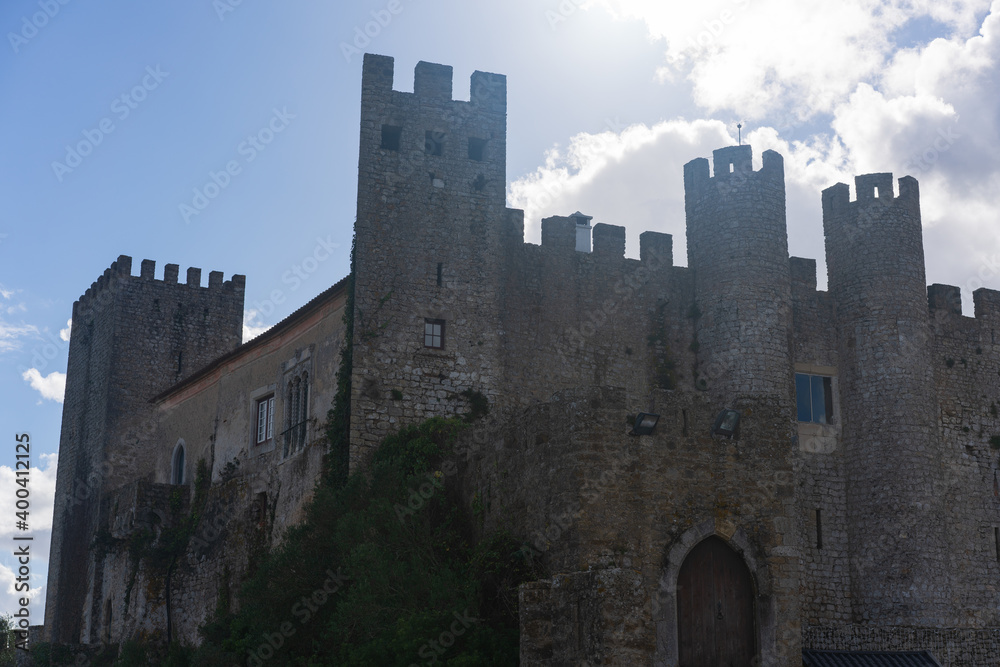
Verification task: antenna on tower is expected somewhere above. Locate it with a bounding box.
[737,123,743,146]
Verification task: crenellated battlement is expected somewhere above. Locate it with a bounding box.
[362,53,506,113]
[536,213,672,267]
[790,257,818,291]
[928,284,964,316]
[135,257,245,291]
[974,287,1000,321]
[683,145,784,200]
[821,173,919,218]
[74,256,245,318]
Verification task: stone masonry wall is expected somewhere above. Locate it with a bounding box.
[927,285,1000,628]
[458,386,803,665]
[498,214,678,409]
[684,146,793,405]
[77,281,348,647]
[789,258,852,626]
[823,175,952,626]
[350,54,509,465]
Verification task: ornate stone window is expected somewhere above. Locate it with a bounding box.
[283,371,310,457]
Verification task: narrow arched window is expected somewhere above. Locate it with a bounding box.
[298,372,309,449]
[281,368,311,457]
[171,441,186,485]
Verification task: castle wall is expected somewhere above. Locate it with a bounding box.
[789,258,853,626]
[458,387,803,665]
[92,477,271,647]
[498,217,680,407]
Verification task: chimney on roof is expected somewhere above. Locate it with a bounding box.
[571,211,593,253]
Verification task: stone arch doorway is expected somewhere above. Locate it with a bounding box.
[655,520,774,667]
[676,536,756,666]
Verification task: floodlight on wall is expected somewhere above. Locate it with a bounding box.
[712,409,741,438]
[631,412,660,436]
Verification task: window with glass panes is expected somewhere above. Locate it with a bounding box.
[424,319,444,349]
[256,395,275,443]
[795,373,833,424]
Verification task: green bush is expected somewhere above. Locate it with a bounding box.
[195,417,534,666]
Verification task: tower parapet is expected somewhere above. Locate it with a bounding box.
[684,145,793,406]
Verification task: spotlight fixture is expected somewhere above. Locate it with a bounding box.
[631,412,660,436]
[712,409,741,438]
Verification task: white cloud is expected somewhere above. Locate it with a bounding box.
[819,3,1000,297]
[0,320,37,353]
[243,309,272,343]
[507,118,849,286]
[0,453,56,619]
[590,0,992,120]
[59,319,72,342]
[0,286,13,300]
[510,118,735,259]
[22,369,66,404]
[515,0,1000,304]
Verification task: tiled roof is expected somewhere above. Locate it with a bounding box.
[803,649,943,666]
[151,275,350,403]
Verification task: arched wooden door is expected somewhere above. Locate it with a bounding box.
[677,536,757,666]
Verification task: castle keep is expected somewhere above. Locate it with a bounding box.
[42,54,1000,665]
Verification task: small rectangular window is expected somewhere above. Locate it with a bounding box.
[381,125,402,151]
[468,137,487,161]
[424,319,445,349]
[795,373,834,424]
[256,395,274,443]
[425,130,444,156]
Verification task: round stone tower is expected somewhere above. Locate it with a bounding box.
[683,146,793,408]
[823,174,950,625]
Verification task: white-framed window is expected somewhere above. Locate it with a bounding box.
[795,373,834,424]
[256,395,275,444]
[424,319,445,349]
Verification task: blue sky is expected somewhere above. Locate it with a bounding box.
[2,0,998,620]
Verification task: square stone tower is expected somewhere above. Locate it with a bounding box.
[350,54,511,465]
[44,257,243,644]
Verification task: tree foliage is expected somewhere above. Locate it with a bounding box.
[194,417,535,666]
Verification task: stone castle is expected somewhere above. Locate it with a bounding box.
[40,53,1000,665]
